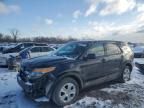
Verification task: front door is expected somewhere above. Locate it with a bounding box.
[81,43,105,82]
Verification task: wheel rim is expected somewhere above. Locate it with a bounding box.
[59,83,76,103]
[123,67,131,82]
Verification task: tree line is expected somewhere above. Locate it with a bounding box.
[0,29,77,44]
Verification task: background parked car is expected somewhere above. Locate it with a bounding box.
[135,59,144,74]
[133,46,144,58]
[0,42,48,66]
[0,43,17,53]
[19,46,55,59]
[7,46,55,70]
[2,42,48,54]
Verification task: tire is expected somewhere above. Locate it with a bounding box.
[52,77,79,106]
[119,66,131,83]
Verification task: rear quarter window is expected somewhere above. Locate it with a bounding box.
[41,47,53,52]
[31,47,41,53]
[35,43,47,46]
[105,43,121,55]
[24,43,34,47]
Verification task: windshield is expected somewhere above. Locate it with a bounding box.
[19,47,31,54]
[54,42,88,58]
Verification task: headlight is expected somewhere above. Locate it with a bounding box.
[28,67,56,80]
[32,67,56,73]
[28,72,44,79]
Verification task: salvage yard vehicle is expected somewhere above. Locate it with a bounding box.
[0,42,48,66]
[17,41,134,106]
[19,46,55,59]
[133,46,144,58]
[7,46,55,70]
[0,43,17,53]
[135,59,144,74]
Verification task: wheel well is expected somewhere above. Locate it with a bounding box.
[69,75,83,89]
[126,63,132,72]
[58,74,83,90]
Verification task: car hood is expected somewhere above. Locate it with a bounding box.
[22,55,74,69]
[0,53,19,58]
[2,48,14,54]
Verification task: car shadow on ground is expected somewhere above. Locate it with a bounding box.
[0,66,8,68]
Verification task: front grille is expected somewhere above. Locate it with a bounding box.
[20,72,26,82]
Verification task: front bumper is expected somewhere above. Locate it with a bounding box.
[17,73,55,100]
[17,75,33,93]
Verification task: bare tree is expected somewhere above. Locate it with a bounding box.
[10,29,20,43]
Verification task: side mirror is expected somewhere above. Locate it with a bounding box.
[85,53,96,60]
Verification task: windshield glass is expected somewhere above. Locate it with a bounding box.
[54,42,89,58]
[19,47,31,54]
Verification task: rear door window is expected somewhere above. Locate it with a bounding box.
[31,47,41,53]
[41,47,53,52]
[24,43,33,48]
[105,43,121,55]
[35,43,47,46]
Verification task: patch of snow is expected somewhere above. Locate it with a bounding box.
[35,97,49,102]
[127,66,144,86]
[134,58,144,64]
[0,68,9,73]
[65,96,124,108]
[0,72,19,96]
[16,91,37,108]
[101,87,125,93]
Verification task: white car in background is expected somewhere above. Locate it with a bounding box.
[0,46,55,66]
[19,46,55,59]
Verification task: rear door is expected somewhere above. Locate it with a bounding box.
[103,43,122,76]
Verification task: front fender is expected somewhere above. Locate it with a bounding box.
[46,71,83,99]
[58,71,83,88]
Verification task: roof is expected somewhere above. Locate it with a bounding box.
[70,40,126,44]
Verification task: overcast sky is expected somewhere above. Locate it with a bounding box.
[0,0,144,42]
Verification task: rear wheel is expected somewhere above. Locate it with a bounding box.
[52,77,79,106]
[119,66,131,83]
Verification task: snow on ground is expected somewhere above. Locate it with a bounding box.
[0,59,144,108]
[134,58,144,64]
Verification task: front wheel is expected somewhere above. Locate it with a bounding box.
[119,66,131,83]
[52,77,79,106]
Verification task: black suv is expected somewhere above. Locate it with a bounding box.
[17,41,133,106]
